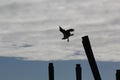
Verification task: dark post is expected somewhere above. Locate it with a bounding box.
[76,64,82,80]
[82,35,101,80]
[116,70,120,80]
[48,63,54,80]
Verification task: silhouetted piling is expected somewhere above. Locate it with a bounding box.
[76,64,82,80]
[116,70,120,80]
[82,36,101,80]
[48,63,54,80]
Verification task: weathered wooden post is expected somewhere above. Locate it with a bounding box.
[116,70,120,80]
[76,64,82,80]
[82,35,101,80]
[48,63,54,80]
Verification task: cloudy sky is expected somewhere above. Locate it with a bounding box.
[0,0,120,80]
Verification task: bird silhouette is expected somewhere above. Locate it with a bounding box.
[59,26,74,42]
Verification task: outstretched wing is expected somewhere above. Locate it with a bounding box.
[67,28,74,32]
[59,26,67,39]
[59,26,66,34]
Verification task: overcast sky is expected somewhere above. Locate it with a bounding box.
[0,0,120,61]
[0,0,120,80]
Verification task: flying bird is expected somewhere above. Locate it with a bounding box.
[59,26,74,42]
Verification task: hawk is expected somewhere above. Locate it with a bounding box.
[59,26,74,42]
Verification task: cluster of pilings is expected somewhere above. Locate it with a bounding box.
[48,63,120,80]
[48,63,82,80]
[48,36,120,80]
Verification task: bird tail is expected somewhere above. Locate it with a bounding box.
[70,34,74,36]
